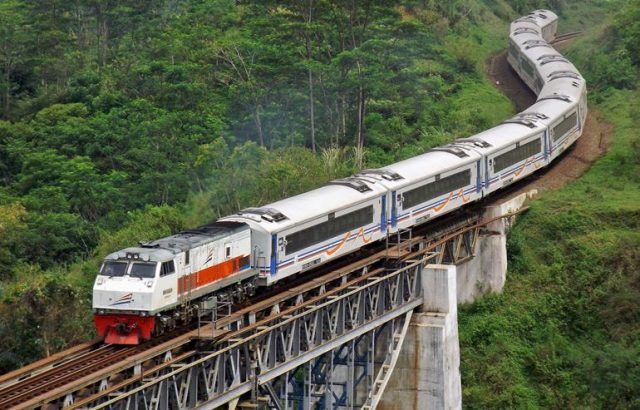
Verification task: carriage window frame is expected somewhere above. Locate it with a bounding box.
[521,56,535,76]
[285,205,374,255]
[402,169,471,210]
[552,112,577,142]
[509,40,520,59]
[493,138,542,173]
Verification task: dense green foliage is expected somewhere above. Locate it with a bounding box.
[1,3,638,408]
[0,0,514,279]
[459,1,640,408]
[0,0,518,371]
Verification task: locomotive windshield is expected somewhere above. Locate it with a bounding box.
[100,261,127,277]
[99,261,158,278]
[129,262,157,278]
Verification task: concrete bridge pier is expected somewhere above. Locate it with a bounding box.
[379,264,462,410]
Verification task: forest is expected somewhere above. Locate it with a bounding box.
[0,0,638,407]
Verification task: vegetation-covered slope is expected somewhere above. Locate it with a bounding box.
[459,1,640,407]
[0,0,520,370]
[1,7,638,409]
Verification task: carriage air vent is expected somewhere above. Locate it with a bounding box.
[514,27,539,35]
[503,112,549,128]
[327,177,373,193]
[429,145,469,158]
[516,16,537,23]
[356,169,404,181]
[139,241,160,248]
[458,138,493,148]
[237,207,288,222]
[538,55,569,66]
[548,70,581,81]
[537,54,560,61]
[538,93,573,103]
[523,40,551,49]
[530,11,548,19]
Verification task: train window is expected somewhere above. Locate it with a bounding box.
[552,112,577,141]
[509,41,519,59]
[130,262,158,278]
[534,72,544,93]
[185,250,189,265]
[100,261,127,277]
[285,205,374,255]
[402,169,471,210]
[225,244,232,259]
[160,261,175,277]
[493,138,542,173]
[521,57,535,76]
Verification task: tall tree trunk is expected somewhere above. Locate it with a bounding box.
[2,67,10,119]
[356,84,364,149]
[254,102,265,147]
[307,0,316,152]
[308,68,316,152]
[341,93,347,145]
[355,58,364,149]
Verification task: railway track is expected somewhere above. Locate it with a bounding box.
[0,32,584,410]
[0,176,533,410]
[0,328,198,409]
[0,338,102,391]
[551,30,582,44]
[0,202,527,409]
[0,130,557,409]
[0,345,134,408]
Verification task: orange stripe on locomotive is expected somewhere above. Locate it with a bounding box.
[177,255,249,294]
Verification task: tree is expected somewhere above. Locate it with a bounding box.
[0,1,30,119]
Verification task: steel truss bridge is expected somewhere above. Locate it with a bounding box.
[0,209,523,410]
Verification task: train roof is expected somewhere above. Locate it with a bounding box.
[104,221,248,262]
[377,148,481,190]
[511,9,558,33]
[220,181,388,233]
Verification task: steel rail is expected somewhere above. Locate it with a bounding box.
[2,204,529,409]
[0,338,103,389]
[0,345,132,408]
[13,243,411,409]
[90,256,428,409]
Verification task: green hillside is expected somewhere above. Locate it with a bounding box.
[0,3,637,407]
[459,1,640,408]
[0,0,516,369]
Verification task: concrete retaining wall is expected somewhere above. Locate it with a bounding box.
[457,191,534,304]
[379,192,533,409]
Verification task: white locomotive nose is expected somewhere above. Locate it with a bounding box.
[93,276,155,312]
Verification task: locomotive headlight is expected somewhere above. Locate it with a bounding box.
[96,277,104,285]
[145,280,153,288]
[140,311,147,317]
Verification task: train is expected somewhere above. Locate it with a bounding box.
[93,9,586,344]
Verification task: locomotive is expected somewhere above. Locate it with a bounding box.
[93,10,586,344]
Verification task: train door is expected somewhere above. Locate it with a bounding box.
[391,191,398,228]
[158,258,178,308]
[270,234,278,276]
[543,129,550,161]
[380,195,387,232]
[484,157,491,193]
[176,250,192,306]
[475,160,482,194]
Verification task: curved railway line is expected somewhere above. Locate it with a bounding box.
[0,25,610,410]
[0,204,513,409]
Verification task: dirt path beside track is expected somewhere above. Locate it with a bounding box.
[486,45,613,197]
